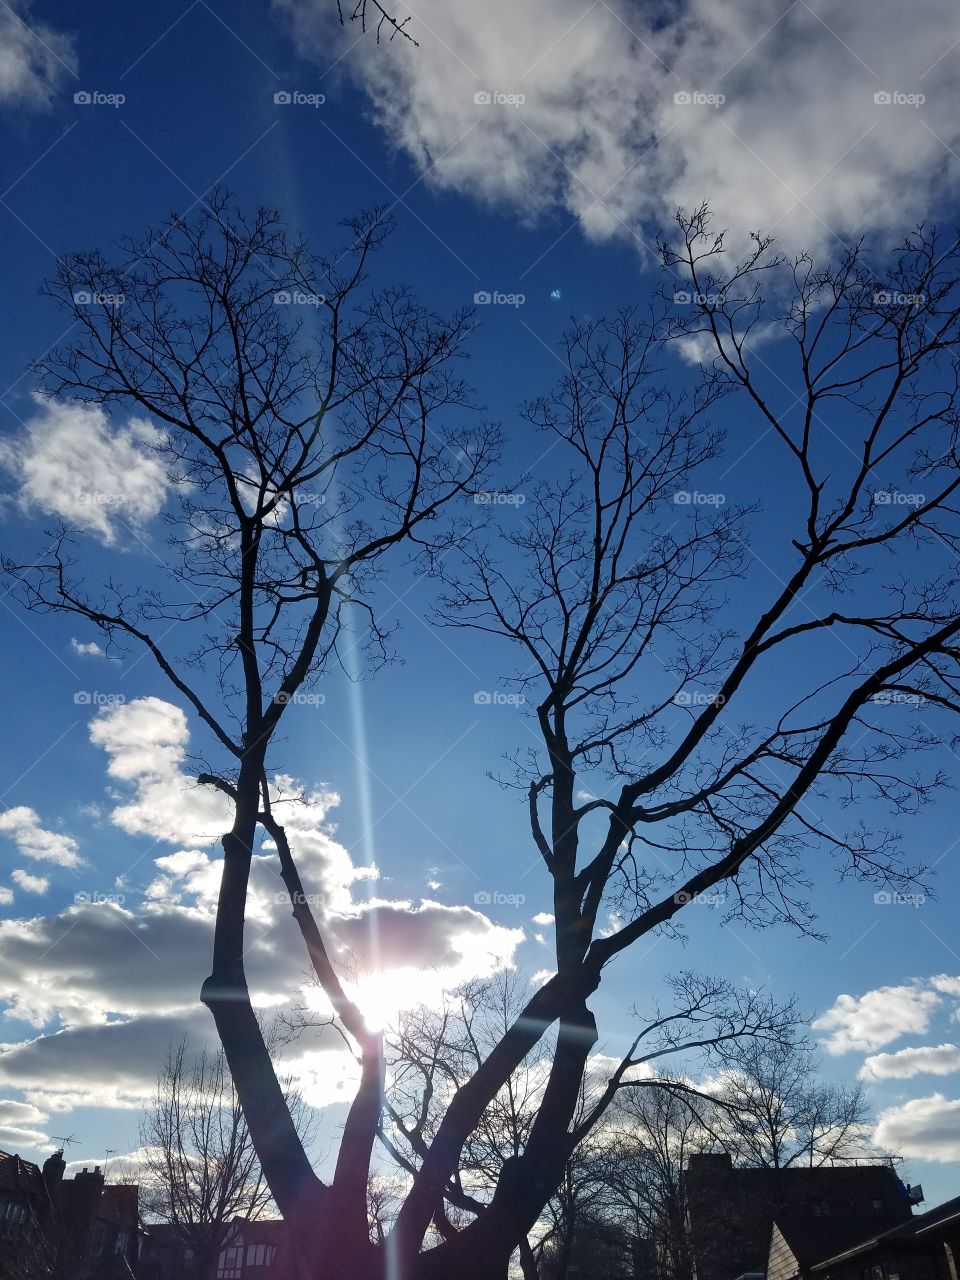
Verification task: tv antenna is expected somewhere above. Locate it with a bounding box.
[50,1134,78,1155]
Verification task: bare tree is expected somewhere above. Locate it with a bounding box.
[711,1037,873,1168]
[7,193,497,1280]
[601,1082,712,1280]
[139,1040,275,1280]
[9,200,960,1280]
[338,0,416,43]
[371,971,798,1276]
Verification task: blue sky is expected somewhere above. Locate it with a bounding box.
[2,0,960,1207]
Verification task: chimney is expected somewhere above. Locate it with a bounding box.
[43,1151,66,1192]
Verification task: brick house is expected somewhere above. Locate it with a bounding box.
[684,1153,915,1280]
[0,1149,141,1279]
[213,1219,284,1280]
[786,1193,960,1280]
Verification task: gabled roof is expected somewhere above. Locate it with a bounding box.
[225,1217,285,1247]
[0,1149,47,1200]
[810,1193,960,1271]
[684,1153,913,1280]
[773,1201,907,1273]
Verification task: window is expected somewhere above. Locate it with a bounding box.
[93,1221,108,1256]
[0,1199,28,1237]
[115,1231,129,1256]
[217,1245,244,1279]
[247,1244,266,1267]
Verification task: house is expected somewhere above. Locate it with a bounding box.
[801,1193,960,1280]
[684,1153,915,1280]
[0,1149,55,1243]
[0,1149,57,1276]
[0,1149,141,1280]
[52,1164,141,1279]
[138,1223,195,1280]
[214,1219,284,1280]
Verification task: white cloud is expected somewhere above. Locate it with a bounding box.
[0,694,524,1132]
[531,912,554,926]
[11,869,48,895]
[0,887,13,906]
[89,698,232,845]
[278,0,960,257]
[1,397,170,544]
[0,1,75,110]
[814,982,942,1053]
[0,806,81,867]
[859,1043,960,1082]
[0,1099,48,1151]
[70,638,106,658]
[873,1093,960,1162]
